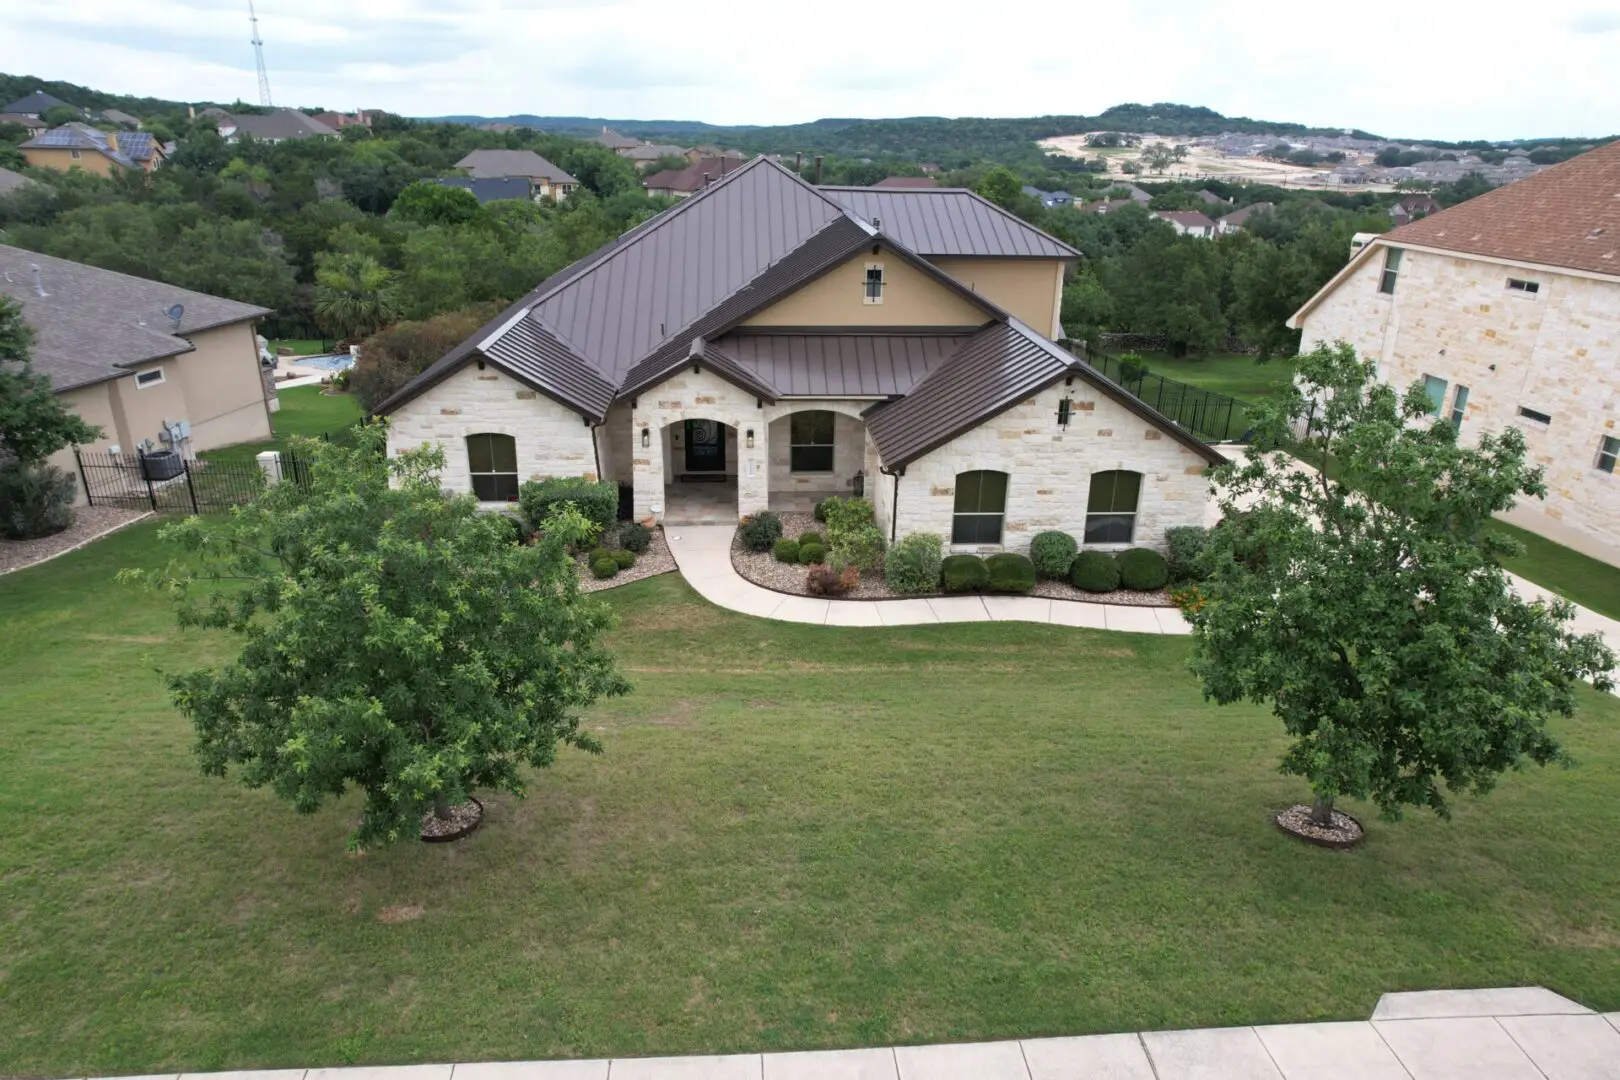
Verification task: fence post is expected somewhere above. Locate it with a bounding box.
[74,449,93,507]
[140,453,158,512]
[257,450,284,488]
[183,457,200,514]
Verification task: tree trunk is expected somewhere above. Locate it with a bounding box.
[433,796,453,822]
[1310,796,1335,827]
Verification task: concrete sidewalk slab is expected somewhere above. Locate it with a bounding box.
[181,1073,303,1080]
[1494,1014,1620,1080]
[1253,1022,1408,1080]
[1371,987,1592,1020]
[983,596,1051,623]
[876,598,939,625]
[307,1069,451,1080]
[893,1040,1029,1080]
[1020,1032,1156,1079]
[608,1055,761,1080]
[1048,601,1109,628]
[927,596,991,622]
[1372,1017,1543,1080]
[762,1047,896,1079]
[824,602,886,626]
[452,1062,609,1080]
[1139,1027,1283,1080]
[1102,606,1162,634]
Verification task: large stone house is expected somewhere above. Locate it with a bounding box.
[452,149,579,200]
[379,158,1221,554]
[1290,138,1620,565]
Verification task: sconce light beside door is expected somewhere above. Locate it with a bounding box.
[746,428,755,449]
[641,427,650,448]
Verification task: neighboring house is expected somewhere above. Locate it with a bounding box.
[688,144,744,162]
[1289,139,1620,565]
[0,165,36,196]
[1153,210,1216,238]
[642,156,746,198]
[0,112,47,136]
[312,109,372,130]
[1194,189,1226,206]
[20,124,166,176]
[434,176,534,204]
[874,176,939,189]
[452,149,580,200]
[593,128,641,153]
[1081,198,1134,215]
[622,142,691,169]
[2,90,74,118]
[1021,185,1073,208]
[1215,202,1275,235]
[98,108,141,129]
[918,163,942,175]
[225,109,339,144]
[1389,193,1442,224]
[0,244,275,495]
[378,157,1221,557]
[1349,230,1381,257]
[1109,182,1152,203]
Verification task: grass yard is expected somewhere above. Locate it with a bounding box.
[203,386,364,463]
[268,338,334,357]
[1490,519,1620,622]
[1124,351,1299,404]
[2,525,1619,1076]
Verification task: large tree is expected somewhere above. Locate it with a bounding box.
[127,428,630,846]
[1189,343,1615,827]
[313,251,399,341]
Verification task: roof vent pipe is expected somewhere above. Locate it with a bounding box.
[702,172,712,187]
[29,264,46,297]
[814,155,823,185]
[795,151,803,171]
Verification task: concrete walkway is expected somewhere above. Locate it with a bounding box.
[83,989,1620,1079]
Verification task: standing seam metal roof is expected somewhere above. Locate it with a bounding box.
[818,187,1080,259]
[481,312,616,418]
[711,332,973,397]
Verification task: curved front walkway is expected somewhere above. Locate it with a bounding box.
[664,526,1192,633]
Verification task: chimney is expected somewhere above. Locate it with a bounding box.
[29,264,47,297]
[795,151,803,171]
[814,155,823,184]
[702,172,712,187]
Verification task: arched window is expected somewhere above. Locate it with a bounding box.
[790,410,836,472]
[952,470,1008,544]
[466,433,518,501]
[1085,470,1142,544]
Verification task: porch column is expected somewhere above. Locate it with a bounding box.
[631,415,663,522]
[737,417,768,518]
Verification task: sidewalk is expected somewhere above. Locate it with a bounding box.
[84,988,1620,1079]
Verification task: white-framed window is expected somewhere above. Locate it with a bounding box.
[1506,278,1540,295]
[789,411,835,472]
[1422,374,1448,416]
[1085,470,1142,544]
[863,263,885,304]
[952,470,1007,545]
[466,432,518,501]
[1378,247,1402,295]
[1517,406,1552,426]
[1597,436,1620,474]
[134,368,165,389]
[1450,385,1470,428]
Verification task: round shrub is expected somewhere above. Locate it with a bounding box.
[813,498,833,523]
[798,530,824,547]
[1028,530,1078,580]
[738,511,783,552]
[618,520,652,554]
[1116,547,1170,591]
[985,552,1037,594]
[611,549,636,569]
[0,462,77,540]
[941,554,988,593]
[1070,550,1121,593]
[797,543,827,565]
[884,532,944,595]
[590,557,619,580]
[586,546,612,566]
[773,538,801,563]
[1165,525,1209,583]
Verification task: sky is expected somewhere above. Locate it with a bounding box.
[1,0,1618,142]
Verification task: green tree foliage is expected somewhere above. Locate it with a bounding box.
[1111,226,1225,355]
[1060,269,1115,354]
[389,180,484,227]
[313,252,400,341]
[0,296,102,463]
[349,304,503,412]
[1189,342,1615,826]
[127,429,629,847]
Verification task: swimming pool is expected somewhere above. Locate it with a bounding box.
[294,353,356,371]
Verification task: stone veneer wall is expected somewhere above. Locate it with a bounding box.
[385,364,597,498]
[893,380,1211,553]
[767,410,867,503]
[1301,246,1620,565]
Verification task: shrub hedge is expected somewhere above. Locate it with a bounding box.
[798,530,824,547]
[1116,547,1170,591]
[1165,525,1209,583]
[798,543,827,565]
[1070,550,1121,592]
[941,554,988,593]
[985,552,1037,594]
[611,549,636,569]
[813,498,833,523]
[617,520,652,554]
[1029,531,1078,580]
[586,547,611,565]
[738,511,783,552]
[884,532,944,595]
[773,538,801,563]
[0,462,77,541]
[518,477,618,538]
[589,557,619,580]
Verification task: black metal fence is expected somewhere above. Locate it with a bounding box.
[75,450,308,514]
[1082,353,1253,444]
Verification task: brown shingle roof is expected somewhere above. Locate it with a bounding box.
[1154,210,1217,230]
[1383,139,1620,276]
[641,157,744,193]
[454,149,578,185]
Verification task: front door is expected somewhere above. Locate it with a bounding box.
[684,419,725,472]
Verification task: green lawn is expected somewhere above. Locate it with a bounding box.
[1124,351,1299,403]
[268,338,333,357]
[2,525,1619,1075]
[1490,519,1620,622]
[203,386,364,463]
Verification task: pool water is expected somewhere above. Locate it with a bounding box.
[295,353,355,371]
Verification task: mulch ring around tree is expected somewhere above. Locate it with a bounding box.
[1274,803,1365,849]
[420,797,483,843]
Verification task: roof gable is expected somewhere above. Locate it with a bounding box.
[454,149,578,184]
[642,157,744,192]
[818,187,1080,259]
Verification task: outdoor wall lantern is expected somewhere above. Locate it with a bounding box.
[853,470,865,498]
[1058,398,1073,427]
[746,428,755,448]
[641,426,650,448]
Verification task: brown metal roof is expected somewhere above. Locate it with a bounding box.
[641,157,745,193]
[871,176,938,189]
[692,339,779,403]
[712,331,973,397]
[819,187,1080,259]
[1382,139,1620,276]
[482,312,616,417]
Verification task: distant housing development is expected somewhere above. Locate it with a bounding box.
[1291,139,1620,564]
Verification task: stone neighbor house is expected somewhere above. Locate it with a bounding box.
[1290,138,1620,565]
[452,149,579,200]
[379,157,1222,554]
[0,245,274,500]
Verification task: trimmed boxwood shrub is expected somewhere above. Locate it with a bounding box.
[1029,530,1078,580]
[884,532,944,595]
[0,462,77,540]
[1070,550,1121,593]
[985,552,1037,594]
[1165,525,1209,583]
[773,538,801,563]
[798,530,824,547]
[586,546,611,565]
[738,511,783,552]
[941,554,988,593]
[798,543,827,565]
[518,477,618,537]
[618,520,652,554]
[590,557,619,580]
[1116,547,1170,591]
[813,498,834,523]
[611,549,636,569]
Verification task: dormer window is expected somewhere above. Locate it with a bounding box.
[864,263,885,305]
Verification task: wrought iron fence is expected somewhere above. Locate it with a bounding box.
[75,449,308,514]
[1081,353,1254,444]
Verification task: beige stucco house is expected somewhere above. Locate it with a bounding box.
[19,124,166,176]
[453,149,579,200]
[1290,138,1620,564]
[0,246,275,499]
[380,158,1221,555]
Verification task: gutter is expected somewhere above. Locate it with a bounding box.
[879,464,903,543]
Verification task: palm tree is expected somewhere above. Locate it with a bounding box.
[313,253,399,341]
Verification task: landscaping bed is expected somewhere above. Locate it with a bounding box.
[578,525,675,593]
[0,506,150,576]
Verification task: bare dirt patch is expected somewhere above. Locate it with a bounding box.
[376,904,425,924]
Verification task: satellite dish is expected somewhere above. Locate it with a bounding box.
[165,303,184,328]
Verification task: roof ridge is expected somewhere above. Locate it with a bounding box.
[0,243,270,320]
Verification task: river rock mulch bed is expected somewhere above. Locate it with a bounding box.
[1275,803,1365,848]
[0,507,151,576]
[577,526,676,593]
[419,798,483,842]
[730,511,1174,606]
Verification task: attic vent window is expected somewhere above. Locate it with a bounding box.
[134,368,165,389]
[1517,406,1553,426]
[1506,278,1540,295]
[863,263,885,304]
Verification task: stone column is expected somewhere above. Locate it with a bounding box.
[630,416,663,522]
[737,418,768,517]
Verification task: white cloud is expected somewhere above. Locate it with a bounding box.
[0,0,1615,140]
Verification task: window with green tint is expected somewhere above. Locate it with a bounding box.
[952,470,1008,545]
[1423,374,1448,415]
[1450,385,1470,427]
[1599,436,1620,474]
[1379,247,1403,294]
[466,433,518,502]
[789,411,835,472]
[1085,470,1142,544]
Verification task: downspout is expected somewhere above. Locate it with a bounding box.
[879,464,903,543]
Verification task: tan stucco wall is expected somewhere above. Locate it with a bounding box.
[744,245,986,328]
[48,382,121,503]
[165,322,273,450]
[22,147,118,176]
[108,363,191,455]
[1300,245,1620,565]
[888,380,1211,554]
[928,257,1066,339]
